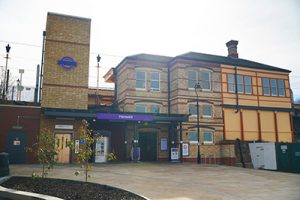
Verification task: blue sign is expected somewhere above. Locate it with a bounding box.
[96,113,153,122]
[79,140,86,144]
[57,56,77,70]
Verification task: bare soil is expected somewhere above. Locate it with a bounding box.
[1,176,146,200]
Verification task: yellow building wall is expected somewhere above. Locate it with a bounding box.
[224,108,241,140]
[238,99,259,107]
[277,112,292,142]
[242,110,259,141]
[260,111,276,142]
[221,64,293,143]
[258,96,292,108]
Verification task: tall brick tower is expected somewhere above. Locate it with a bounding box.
[41,12,91,110]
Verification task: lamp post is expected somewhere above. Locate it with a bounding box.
[2,44,11,100]
[96,54,101,104]
[195,82,202,164]
[17,69,24,101]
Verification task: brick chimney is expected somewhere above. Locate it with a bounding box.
[226,40,239,58]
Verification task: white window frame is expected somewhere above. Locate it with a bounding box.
[270,79,278,96]
[199,69,212,91]
[262,78,270,96]
[150,71,160,91]
[228,74,235,93]
[188,104,197,116]
[189,131,198,144]
[188,71,198,89]
[203,131,214,144]
[202,105,213,118]
[136,71,146,90]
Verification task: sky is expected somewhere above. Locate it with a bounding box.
[0,0,300,100]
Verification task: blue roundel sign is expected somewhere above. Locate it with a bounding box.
[57,56,77,70]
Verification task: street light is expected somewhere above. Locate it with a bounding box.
[2,44,11,100]
[195,82,202,164]
[17,69,24,101]
[96,54,101,104]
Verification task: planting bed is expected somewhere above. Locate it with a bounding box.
[1,176,146,200]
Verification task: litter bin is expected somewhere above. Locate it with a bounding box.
[0,152,9,177]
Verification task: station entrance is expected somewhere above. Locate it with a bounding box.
[139,132,157,161]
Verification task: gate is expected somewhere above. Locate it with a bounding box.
[291,144,300,173]
[276,143,300,173]
[6,130,27,164]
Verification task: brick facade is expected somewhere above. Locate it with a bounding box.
[169,59,229,162]
[114,55,235,163]
[41,13,91,110]
[40,13,92,163]
[0,105,41,163]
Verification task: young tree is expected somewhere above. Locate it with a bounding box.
[26,129,58,178]
[69,119,95,183]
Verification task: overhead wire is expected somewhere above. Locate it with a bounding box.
[0,40,126,59]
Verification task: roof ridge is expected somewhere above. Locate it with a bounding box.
[176,52,290,73]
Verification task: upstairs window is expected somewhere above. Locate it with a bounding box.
[188,71,197,89]
[202,105,212,118]
[227,74,235,92]
[135,104,146,113]
[262,78,270,96]
[136,71,146,89]
[270,79,278,96]
[228,74,252,94]
[200,70,211,90]
[150,72,160,91]
[278,80,285,96]
[237,75,244,93]
[189,104,197,116]
[244,76,252,94]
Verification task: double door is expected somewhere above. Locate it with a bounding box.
[55,133,71,163]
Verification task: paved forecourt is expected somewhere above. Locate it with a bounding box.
[9,163,300,200]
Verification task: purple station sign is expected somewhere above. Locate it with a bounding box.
[96,113,153,122]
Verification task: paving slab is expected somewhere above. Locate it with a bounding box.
[8,163,300,200]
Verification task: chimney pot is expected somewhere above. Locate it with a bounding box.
[226,40,239,58]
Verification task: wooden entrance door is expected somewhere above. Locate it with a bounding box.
[55,133,71,163]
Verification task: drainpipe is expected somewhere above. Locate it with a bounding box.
[34,64,40,104]
[113,68,118,111]
[180,122,183,163]
[236,138,245,168]
[234,66,239,113]
[39,31,46,103]
[167,62,171,161]
[167,62,171,115]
